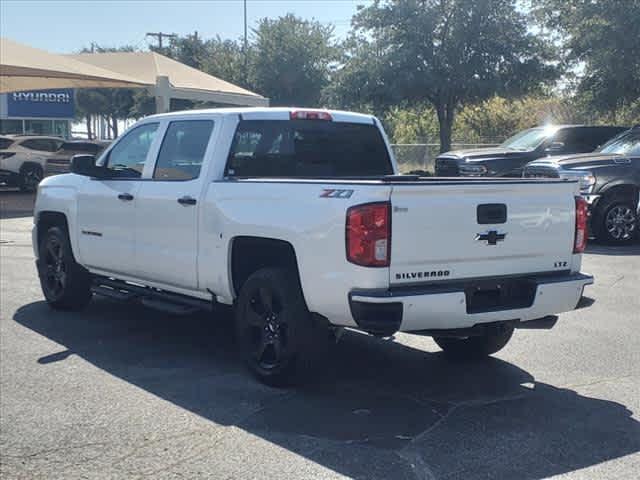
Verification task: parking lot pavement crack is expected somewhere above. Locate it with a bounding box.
[2,442,109,460]
[399,404,459,453]
[111,428,217,467]
[449,392,530,408]
[609,275,625,288]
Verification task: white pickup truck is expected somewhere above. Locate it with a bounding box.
[33,108,594,385]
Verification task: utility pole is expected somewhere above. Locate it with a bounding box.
[243,0,248,83]
[146,32,177,50]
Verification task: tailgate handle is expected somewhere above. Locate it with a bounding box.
[477,204,507,224]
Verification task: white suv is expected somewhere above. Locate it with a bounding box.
[0,135,64,192]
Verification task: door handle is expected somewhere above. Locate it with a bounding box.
[118,193,134,201]
[177,196,197,206]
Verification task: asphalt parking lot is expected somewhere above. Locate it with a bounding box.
[1,189,639,480]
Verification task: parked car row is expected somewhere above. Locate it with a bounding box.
[0,135,109,192]
[437,124,639,244]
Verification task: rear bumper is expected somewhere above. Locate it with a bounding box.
[349,272,594,336]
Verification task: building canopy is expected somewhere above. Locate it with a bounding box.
[69,51,269,111]
[0,38,148,93]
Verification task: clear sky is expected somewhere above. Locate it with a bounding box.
[1,0,372,53]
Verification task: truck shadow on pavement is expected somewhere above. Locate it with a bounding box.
[14,299,640,480]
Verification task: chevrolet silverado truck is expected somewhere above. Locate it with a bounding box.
[33,108,594,386]
[435,125,625,178]
[524,126,640,244]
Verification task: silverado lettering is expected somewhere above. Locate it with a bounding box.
[396,270,451,280]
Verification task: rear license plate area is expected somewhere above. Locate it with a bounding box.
[464,278,536,314]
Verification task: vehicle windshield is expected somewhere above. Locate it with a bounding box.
[598,130,640,155]
[501,127,557,151]
[0,138,14,150]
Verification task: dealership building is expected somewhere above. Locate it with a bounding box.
[0,89,74,138]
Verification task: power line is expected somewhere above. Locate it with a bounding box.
[146,32,177,50]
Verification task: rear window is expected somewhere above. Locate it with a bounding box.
[0,138,13,149]
[225,120,393,178]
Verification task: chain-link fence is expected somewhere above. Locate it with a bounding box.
[391,143,500,174]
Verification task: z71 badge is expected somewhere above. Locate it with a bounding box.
[320,189,354,198]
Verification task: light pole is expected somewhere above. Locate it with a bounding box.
[243,0,248,84]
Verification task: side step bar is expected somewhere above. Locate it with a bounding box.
[91,276,214,314]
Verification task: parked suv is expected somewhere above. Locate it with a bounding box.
[436,125,626,177]
[0,135,64,192]
[524,126,640,244]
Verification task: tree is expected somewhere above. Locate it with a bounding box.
[336,0,557,152]
[251,14,338,106]
[533,0,640,121]
[159,32,208,70]
[201,37,249,89]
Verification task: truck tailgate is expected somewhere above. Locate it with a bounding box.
[389,180,578,285]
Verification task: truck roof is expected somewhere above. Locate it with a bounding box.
[143,107,377,124]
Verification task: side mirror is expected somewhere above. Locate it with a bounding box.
[545,141,565,154]
[70,154,103,177]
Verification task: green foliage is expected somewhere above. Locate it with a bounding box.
[334,0,558,151]
[71,3,640,143]
[158,32,209,70]
[251,14,338,106]
[384,104,439,144]
[456,96,579,143]
[533,0,640,118]
[200,37,248,89]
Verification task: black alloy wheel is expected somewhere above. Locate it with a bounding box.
[37,226,92,310]
[247,285,289,371]
[235,267,327,386]
[41,233,67,300]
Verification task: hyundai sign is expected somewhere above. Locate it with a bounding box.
[7,89,74,118]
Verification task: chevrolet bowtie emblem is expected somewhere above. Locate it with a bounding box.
[476,230,506,245]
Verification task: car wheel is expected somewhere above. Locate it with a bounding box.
[37,226,93,311]
[19,164,43,193]
[595,197,638,245]
[235,267,327,386]
[433,323,514,360]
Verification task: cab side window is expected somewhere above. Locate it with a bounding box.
[104,123,159,178]
[153,120,214,181]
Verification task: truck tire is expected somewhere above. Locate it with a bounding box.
[37,226,93,311]
[433,323,514,360]
[235,267,326,386]
[593,196,638,245]
[19,164,43,193]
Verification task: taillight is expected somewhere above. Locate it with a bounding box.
[574,196,588,253]
[346,202,391,267]
[290,110,332,121]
